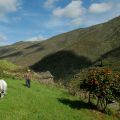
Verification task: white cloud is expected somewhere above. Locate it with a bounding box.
[44,0,59,9]
[51,0,86,27]
[0,0,21,22]
[53,0,85,18]
[43,16,65,28]
[68,18,83,26]
[89,2,113,13]
[25,35,48,42]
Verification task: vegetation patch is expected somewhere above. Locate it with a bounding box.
[0,78,118,120]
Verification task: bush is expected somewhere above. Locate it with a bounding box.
[112,72,120,110]
[80,67,119,111]
[0,60,17,71]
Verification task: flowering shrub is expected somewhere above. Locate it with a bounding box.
[80,67,119,111]
[113,73,120,97]
[112,73,120,110]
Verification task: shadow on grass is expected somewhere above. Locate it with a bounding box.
[58,98,115,116]
[22,83,27,87]
[58,98,97,110]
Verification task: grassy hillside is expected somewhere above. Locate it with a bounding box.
[0,60,17,71]
[99,47,120,71]
[0,16,120,82]
[0,60,18,79]
[0,16,120,67]
[0,78,118,120]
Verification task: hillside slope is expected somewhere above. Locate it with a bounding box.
[0,16,120,68]
[0,60,17,71]
[0,78,118,120]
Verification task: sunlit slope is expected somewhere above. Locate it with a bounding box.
[0,60,17,71]
[0,78,118,120]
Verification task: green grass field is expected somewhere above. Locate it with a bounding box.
[0,78,118,120]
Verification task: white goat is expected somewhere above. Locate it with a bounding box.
[0,80,7,98]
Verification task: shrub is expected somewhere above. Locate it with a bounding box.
[112,72,120,110]
[80,67,117,111]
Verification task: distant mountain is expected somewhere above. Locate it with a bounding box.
[0,16,120,80]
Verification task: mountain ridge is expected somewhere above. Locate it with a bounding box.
[0,16,120,68]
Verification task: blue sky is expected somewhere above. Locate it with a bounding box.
[0,0,120,46]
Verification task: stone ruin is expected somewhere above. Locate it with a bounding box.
[34,71,54,84]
